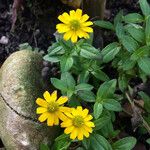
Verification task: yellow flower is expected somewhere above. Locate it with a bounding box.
[61,106,95,140]
[36,90,71,126]
[56,9,93,43]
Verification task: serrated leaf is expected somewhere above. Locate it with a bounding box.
[103,99,122,111]
[123,13,144,23]
[112,137,137,150]
[94,102,103,119]
[138,57,150,75]
[101,42,121,63]
[139,0,150,16]
[94,20,114,30]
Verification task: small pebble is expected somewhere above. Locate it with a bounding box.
[0,36,9,44]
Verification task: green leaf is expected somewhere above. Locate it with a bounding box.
[123,13,144,23]
[80,43,101,59]
[94,116,110,130]
[75,83,93,92]
[78,91,95,102]
[54,134,71,150]
[94,102,103,119]
[122,59,136,71]
[91,69,109,81]
[121,35,139,52]
[138,57,150,75]
[82,138,90,149]
[97,79,117,101]
[43,55,60,62]
[40,144,50,150]
[145,16,150,46]
[94,20,114,30]
[146,138,150,145]
[60,56,73,72]
[130,46,150,61]
[139,91,150,113]
[61,72,76,90]
[114,10,124,27]
[51,78,67,91]
[139,0,150,17]
[47,42,63,55]
[103,99,122,111]
[89,134,112,150]
[125,24,145,43]
[112,137,137,150]
[101,42,121,63]
[118,75,128,92]
[78,71,89,83]
[115,22,125,39]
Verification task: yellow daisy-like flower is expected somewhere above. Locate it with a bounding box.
[61,106,95,140]
[36,90,71,126]
[56,9,93,43]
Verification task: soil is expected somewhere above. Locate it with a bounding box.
[0,0,150,149]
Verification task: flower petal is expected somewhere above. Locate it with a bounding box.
[85,121,95,127]
[59,107,72,113]
[47,113,54,126]
[82,127,90,138]
[61,120,72,127]
[83,125,93,133]
[63,31,74,41]
[56,23,70,33]
[82,21,93,26]
[84,115,93,121]
[58,12,70,24]
[75,9,82,19]
[36,107,47,114]
[51,91,57,102]
[70,10,76,18]
[71,32,78,43]
[77,129,84,140]
[64,112,74,118]
[81,14,89,23]
[38,112,49,122]
[70,128,78,140]
[57,111,68,121]
[64,126,74,134]
[82,27,93,33]
[54,115,59,125]
[36,98,48,108]
[57,96,68,105]
[82,108,89,118]
[43,91,51,103]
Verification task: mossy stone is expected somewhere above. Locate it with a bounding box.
[0,50,59,150]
